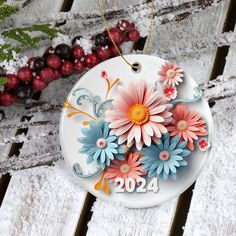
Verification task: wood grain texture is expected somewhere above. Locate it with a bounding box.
[183,21,236,236]
[0,161,86,236]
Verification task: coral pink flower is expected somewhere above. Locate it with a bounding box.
[164,86,177,100]
[198,138,210,151]
[105,80,172,150]
[167,104,208,150]
[158,61,184,86]
[104,152,146,183]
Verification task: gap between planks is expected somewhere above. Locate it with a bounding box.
[0,0,74,223]
[170,1,234,235]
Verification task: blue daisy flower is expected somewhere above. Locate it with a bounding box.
[139,132,191,180]
[78,120,125,170]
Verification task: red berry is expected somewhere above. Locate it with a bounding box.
[130,23,135,29]
[17,67,33,82]
[85,53,100,68]
[117,20,131,31]
[47,55,61,69]
[53,70,61,80]
[0,92,15,106]
[72,45,85,59]
[74,61,85,74]
[110,45,122,57]
[97,47,111,61]
[45,47,54,54]
[32,77,48,91]
[5,74,19,89]
[27,57,38,68]
[60,61,74,76]
[108,28,124,45]
[128,29,140,42]
[40,67,54,83]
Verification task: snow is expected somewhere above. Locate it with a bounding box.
[0,161,86,236]
[0,0,235,235]
[87,198,178,236]
[0,51,28,74]
[183,97,236,236]
[52,32,71,48]
[75,37,93,54]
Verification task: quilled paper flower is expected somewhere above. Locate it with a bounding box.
[163,86,177,100]
[158,61,184,87]
[104,152,146,183]
[140,133,191,180]
[105,80,173,150]
[198,138,210,151]
[78,120,126,170]
[167,104,208,151]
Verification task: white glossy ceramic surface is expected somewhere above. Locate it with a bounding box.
[60,55,213,208]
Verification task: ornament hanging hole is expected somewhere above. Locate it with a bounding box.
[131,62,141,73]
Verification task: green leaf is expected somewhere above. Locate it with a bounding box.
[2,24,60,48]
[0,0,6,7]
[2,29,40,47]
[0,44,14,61]
[0,4,18,22]
[30,24,60,38]
[0,77,8,86]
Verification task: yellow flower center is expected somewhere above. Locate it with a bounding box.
[120,164,130,174]
[177,120,188,131]
[128,104,149,125]
[167,69,176,78]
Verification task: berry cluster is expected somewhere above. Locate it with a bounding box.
[0,20,140,107]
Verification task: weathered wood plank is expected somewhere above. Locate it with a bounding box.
[0,2,87,236]
[183,21,236,236]
[87,1,228,236]
[87,198,178,236]
[0,161,86,236]
[0,0,224,30]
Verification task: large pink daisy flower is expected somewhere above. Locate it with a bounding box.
[167,104,208,150]
[104,152,146,183]
[158,61,184,87]
[105,80,172,150]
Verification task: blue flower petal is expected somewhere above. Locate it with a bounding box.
[105,149,114,160]
[181,150,191,157]
[156,163,164,174]
[150,161,160,170]
[87,154,94,164]
[108,143,118,149]
[100,150,106,163]
[171,149,183,155]
[164,163,170,175]
[110,149,118,154]
[115,155,125,160]
[179,160,188,166]
[148,168,156,177]
[177,141,187,149]
[170,135,180,144]
[141,164,151,171]
[173,160,181,167]
[173,155,183,161]
[168,142,177,151]
[103,123,109,138]
[118,146,126,154]
[169,163,177,173]
[106,136,116,143]
[93,149,101,160]
[164,138,169,150]
[106,157,111,166]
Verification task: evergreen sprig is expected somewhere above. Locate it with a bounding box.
[0,77,8,86]
[0,1,18,22]
[2,24,60,47]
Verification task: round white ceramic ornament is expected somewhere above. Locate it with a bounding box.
[60,55,213,208]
